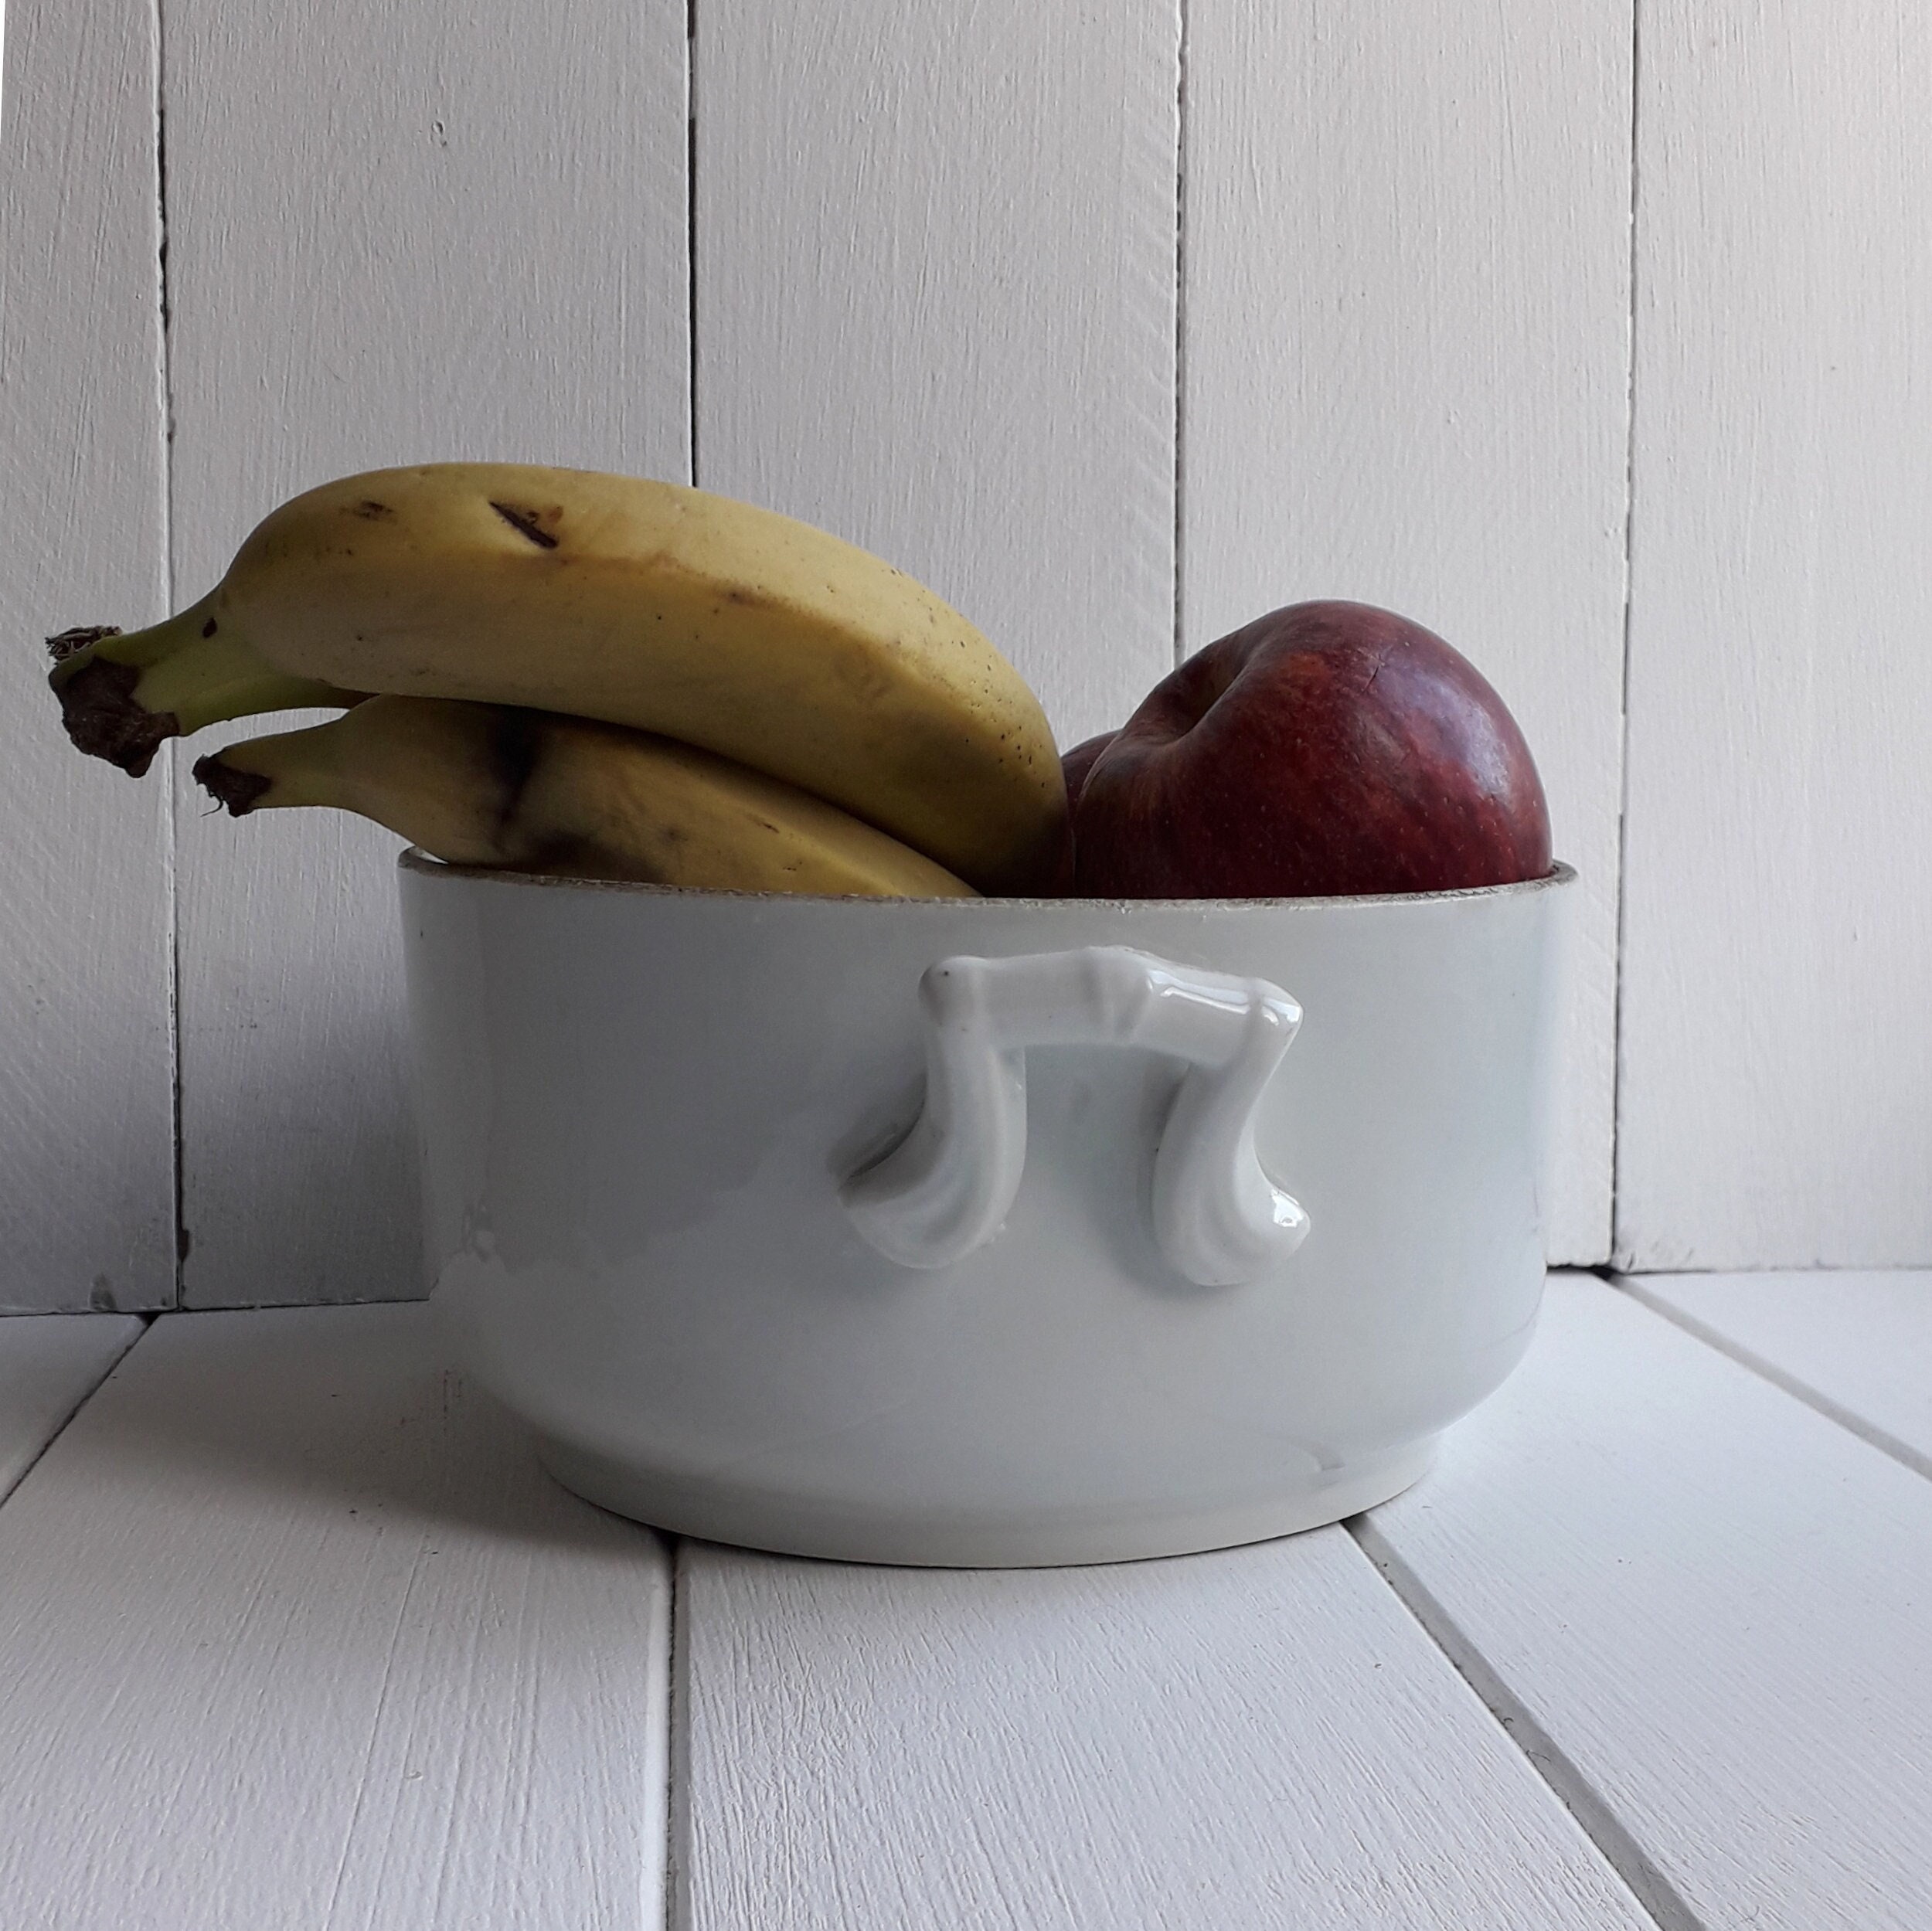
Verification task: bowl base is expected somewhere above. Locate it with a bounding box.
[532,1434,1439,1569]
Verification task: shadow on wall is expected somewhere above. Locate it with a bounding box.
[0,976,176,1316]
[179,986,427,1311]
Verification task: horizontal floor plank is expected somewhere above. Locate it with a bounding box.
[0,1305,671,1930]
[0,1311,144,1501]
[1625,1270,1932,1472]
[676,1527,1651,1930]
[1362,1272,1932,1931]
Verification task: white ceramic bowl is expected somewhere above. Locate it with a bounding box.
[401,852,1573,1566]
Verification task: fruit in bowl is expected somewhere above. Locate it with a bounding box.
[1071,600,1549,899]
[43,461,1552,909]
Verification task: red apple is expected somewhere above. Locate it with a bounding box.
[1044,730,1119,893]
[1072,601,1550,898]
[1060,729,1117,814]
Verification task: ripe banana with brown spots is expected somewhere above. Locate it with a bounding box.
[50,462,1065,893]
[192,696,975,899]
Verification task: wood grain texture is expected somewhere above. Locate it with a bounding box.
[1182,3,1632,1264]
[1366,1271,1932,1929]
[161,0,690,1304]
[0,1304,672,1929]
[693,0,1178,748]
[674,1533,1652,1930]
[1628,1269,1932,1472]
[1618,0,1932,1266]
[0,1311,143,1501]
[0,0,175,1311]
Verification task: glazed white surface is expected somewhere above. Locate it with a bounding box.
[4,1274,1928,1925]
[405,865,1566,1564]
[838,945,1311,1284]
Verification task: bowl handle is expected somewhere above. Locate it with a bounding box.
[838,945,1309,1286]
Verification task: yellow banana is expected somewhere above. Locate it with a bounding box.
[53,463,1065,892]
[192,695,976,899]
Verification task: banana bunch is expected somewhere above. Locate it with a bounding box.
[192,698,971,897]
[49,463,1069,898]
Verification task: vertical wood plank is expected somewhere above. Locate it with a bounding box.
[693,0,1179,746]
[1183,3,1634,1263]
[0,0,175,1312]
[0,1305,672,1928]
[1618,1,1932,1266]
[162,1,690,1304]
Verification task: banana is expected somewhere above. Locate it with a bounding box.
[47,624,355,778]
[53,463,1065,892]
[192,695,976,899]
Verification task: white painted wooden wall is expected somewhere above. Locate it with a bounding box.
[2,0,1927,1307]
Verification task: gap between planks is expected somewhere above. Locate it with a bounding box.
[1610,1273,1932,1486]
[1606,0,1645,1277]
[0,1313,148,1508]
[17,1277,1902,1931]
[665,1537,692,1931]
[659,1508,1675,1931]
[1347,1263,1932,1928]
[1346,1515,1701,1931]
[1338,1263,1702,1929]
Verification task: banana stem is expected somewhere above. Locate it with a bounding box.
[138,629,352,736]
[193,715,353,816]
[47,589,222,679]
[190,702,512,870]
[49,590,357,774]
[192,752,274,817]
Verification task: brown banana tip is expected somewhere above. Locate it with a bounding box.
[45,624,123,663]
[53,654,177,777]
[190,753,272,817]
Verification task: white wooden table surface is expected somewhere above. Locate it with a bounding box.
[0,1271,1924,1929]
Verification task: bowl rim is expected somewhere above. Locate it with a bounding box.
[398,848,1576,910]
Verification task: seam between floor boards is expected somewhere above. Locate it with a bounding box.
[1611,1275,1932,1485]
[0,1315,152,1511]
[1344,1511,1704,1931]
